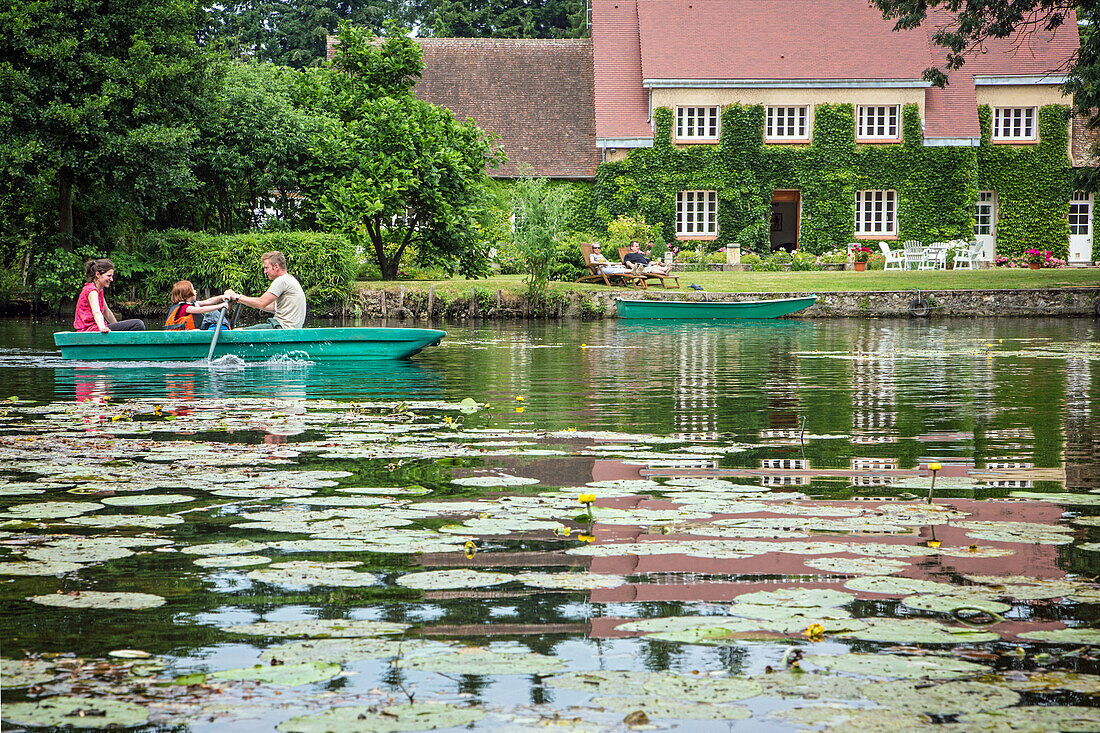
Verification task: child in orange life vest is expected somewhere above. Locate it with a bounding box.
[165,281,231,330]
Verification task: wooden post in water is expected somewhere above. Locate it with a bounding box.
[399,285,405,309]
[427,285,435,319]
[497,290,502,312]
[470,288,477,317]
[380,289,387,318]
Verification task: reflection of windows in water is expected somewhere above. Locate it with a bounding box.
[850,475,899,486]
[984,462,1033,469]
[672,432,719,441]
[850,458,898,471]
[760,475,810,486]
[645,460,717,469]
[760,458,808,470]
[853,411,895,429]
[987,480,1033,488]
[986,428,1033,439]
[850,435,898,444]
[760,429,802,439]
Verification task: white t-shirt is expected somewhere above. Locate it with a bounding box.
[265,273,306,329]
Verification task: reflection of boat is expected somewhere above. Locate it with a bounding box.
[53,327,446,362]
[616,296,817,319]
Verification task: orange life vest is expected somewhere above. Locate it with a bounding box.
[164,302,199,330]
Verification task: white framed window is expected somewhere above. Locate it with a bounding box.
[676,190,718,235]
[992,107,1036,141]
[766,106,809,141]
[857,105,900,140]
[854,190,897,235]
[1070,191,1091,236]
[974,191,995,235]
[676,106,719,140]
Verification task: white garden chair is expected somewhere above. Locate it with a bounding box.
[879,241,904,271]
[919,242,948,270]
[902,240,925,270]
[952,240,982,269]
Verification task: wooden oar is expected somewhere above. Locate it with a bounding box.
[206,307,226,361]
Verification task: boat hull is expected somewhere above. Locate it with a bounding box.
[54,327,446,362]
[615,296,817,320]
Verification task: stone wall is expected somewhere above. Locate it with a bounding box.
[351,286,1100,320]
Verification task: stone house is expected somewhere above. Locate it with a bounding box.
[336,1,1098,261]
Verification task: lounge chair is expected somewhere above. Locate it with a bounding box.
[616,246,681,289]
[902,240,925,270]
[952,240,983,269]
[919,242,948,270]
[878,241,904,271]
[576,243,647,288]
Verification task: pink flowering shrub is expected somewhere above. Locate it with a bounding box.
[995,249,1066,268]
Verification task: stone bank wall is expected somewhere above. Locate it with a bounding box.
[353,286,1100,319]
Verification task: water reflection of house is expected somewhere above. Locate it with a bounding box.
[850,325,896,442]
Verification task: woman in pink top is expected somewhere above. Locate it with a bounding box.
[73,259,146,333]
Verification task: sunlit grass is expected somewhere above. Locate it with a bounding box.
[358,268,1100,296]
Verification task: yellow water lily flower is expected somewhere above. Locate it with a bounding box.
[578,493,596,505]
[515,406,524,413]
[803,624,825,642]
[464,540,476,559]
[577,534,595,543]
[928,461,942,471]
[566,427,576,432]
[514,396,525,401]
[554,526,572,537]
[927,540,941,548]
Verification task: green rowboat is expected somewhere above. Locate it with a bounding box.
[54,327,446,362]
[616,296,817,319]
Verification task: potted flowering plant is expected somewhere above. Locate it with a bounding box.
[1024,248,1048,269]
[850,245,872,271]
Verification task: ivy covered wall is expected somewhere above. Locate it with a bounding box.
[595,102,1072,258]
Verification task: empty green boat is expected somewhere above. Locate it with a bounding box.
[54,327,446,362]
[616,295,817,319]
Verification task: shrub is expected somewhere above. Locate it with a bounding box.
[819,247,849,265]
[791,250,818,271]
[740,252,762,270]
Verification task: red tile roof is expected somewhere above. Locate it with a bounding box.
[413,39,599,178]
[592,0,653,140]
[592,0,1079,143]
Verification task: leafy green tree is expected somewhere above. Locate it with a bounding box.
[186,62,332,233]
[418,0,587,38]
[870,1,1098,127]
[0,0,214,253]
[510,177,571,306]
[303,21,503,280]
[202,0,411,68]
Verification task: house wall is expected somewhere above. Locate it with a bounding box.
[974,84,1068,108]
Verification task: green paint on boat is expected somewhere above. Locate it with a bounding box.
[615,295,817,319]
[53,326,446,362]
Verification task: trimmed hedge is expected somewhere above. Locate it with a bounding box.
[137,230,356,304]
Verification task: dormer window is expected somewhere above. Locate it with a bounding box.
[676,106,719,140]
[857,105,900,141]
[766,106,809,142]
[992,107,1036,141]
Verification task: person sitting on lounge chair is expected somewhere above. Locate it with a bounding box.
[623,240,672,276]
[589,243,631,276]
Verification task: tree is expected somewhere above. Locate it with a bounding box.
[303,21,504,280]
[870,1,1098,124]
[202,0,412,68]
[417,0,587,38]
[0,0,214,253]
[186,62,332,233]
[510,178,571,306]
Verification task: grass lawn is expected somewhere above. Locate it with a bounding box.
[358,268,1100,297]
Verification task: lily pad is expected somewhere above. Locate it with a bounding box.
[451,475,540,487]
[1,695,149,728]
[516,572,625,590]
[864,679,1018,715]
[28,591,166,610]
[277,703,484,733]
[208,662,342,686]
[247,561,378,588]
[1,657,57,687]
[1000,671,1100,694]
[396,569,514,590]
[67,514,184,528]
[955,707,1100,732]
[100,493,194,506]
[181,540,269,555]
[587,696,751,720]
[404,646,565,675]
[844,576,956,595]
[194,554,271,568]
[837,619,1001,644]
[733,588,855,608]
[1017,627,1100,644]
[0,501,103,519]
[805,653,989,679]
[900,594,1010,615]
[804,557,909,575]
[260,638,450,666]
[225,618,409,638]
[0,560,84,575]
